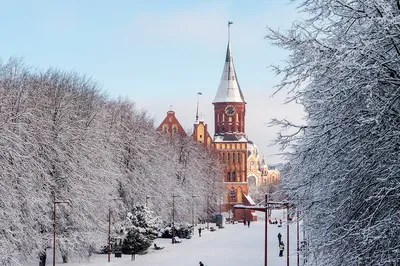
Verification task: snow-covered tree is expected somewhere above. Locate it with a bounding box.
[267,1,400,265]
[0,57,223,265]
[121,206,161,255]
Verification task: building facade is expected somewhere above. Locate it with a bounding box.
[157,24,280,222]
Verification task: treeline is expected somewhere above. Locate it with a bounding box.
[267,0,400,265]
[0,58,223,265]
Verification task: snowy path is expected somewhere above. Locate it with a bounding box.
[28,210,301,266]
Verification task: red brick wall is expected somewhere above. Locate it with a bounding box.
[213,102,246,135]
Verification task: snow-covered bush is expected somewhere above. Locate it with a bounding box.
[121,229,152,255]
[121,206,161,254]
[159,222,193,239]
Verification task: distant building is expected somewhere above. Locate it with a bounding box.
[157,23,280,222]
[156,110,186,137]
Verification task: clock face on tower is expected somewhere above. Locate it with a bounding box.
[224,105,236,116]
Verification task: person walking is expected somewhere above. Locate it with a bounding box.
[278,232,282,245]
[198,227,202,237]
[247,220,251,228]
[199,261,205,266]
[279,241,285,257]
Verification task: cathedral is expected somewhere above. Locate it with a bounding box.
[157,23,280,221]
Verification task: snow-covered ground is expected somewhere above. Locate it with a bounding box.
[28,210,301,266]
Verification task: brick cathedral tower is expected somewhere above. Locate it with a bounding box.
[213,22,253,220]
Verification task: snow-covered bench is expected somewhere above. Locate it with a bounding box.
[172,236,182,243]
[154,243,164,250]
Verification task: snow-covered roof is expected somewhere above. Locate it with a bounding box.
[247,140,259,159]
[213,134,248,143]
[213,42,245,103]
[243,194,256,205]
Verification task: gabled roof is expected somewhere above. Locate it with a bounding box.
[156,110,187,136]
[243,194,256,205]
[213,42,245,103]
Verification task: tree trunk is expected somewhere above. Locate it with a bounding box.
[38,250,46,266]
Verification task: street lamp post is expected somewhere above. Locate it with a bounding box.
[286,203,290,266]
[191,195,198,230]
[53,197,70,266]
[108,198,122,263]
[145,195,152,208]
[219,196,222,214]
[172,194,180,244]
[264,194,268,266]
[297,206,300,266]
[206,195,210,230]
[108,208,111,263]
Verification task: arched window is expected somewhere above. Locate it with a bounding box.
[237,153,240,163]
[172,124,178,134]
[222,153,225,163]
[232,153,235,163]
[230,187,236,200]
[228,153,230,162]
[232,172,236,182]
[227,172,231,182]
[162,124,168,133]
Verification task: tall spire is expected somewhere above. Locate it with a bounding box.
[213,21,245,103]
[195,92,202,121]
[228,20,232,42]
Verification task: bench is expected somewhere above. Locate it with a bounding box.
[154,243,164,250]
[172,236,182,243]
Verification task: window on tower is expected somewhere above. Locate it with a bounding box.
[227,172,231,182]
[238,153,240,163]
[230,187,236,200]
[227,153,230,162]
[222,153,225,163]
[232,153,235,163]
[232,172,236,182]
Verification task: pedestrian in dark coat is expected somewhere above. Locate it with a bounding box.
[278,232,282,245]
[199,261,205,266]
[279,241,285,257]
[247,220,251,228]
[198,227,202,237]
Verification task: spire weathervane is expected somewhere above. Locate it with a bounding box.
[228,21,233,42]
[196,92,202,121]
